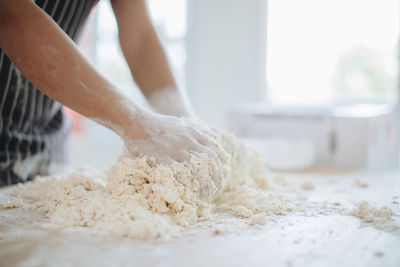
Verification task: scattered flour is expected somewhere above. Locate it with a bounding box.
[0,198,23,209]
[1,125,399,240]
[354,179,369,188]
[300,181,315,191]
[1,129,285,240]
[271,176,289,187]
[352,201,399,232]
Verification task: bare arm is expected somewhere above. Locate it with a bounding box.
[0,0,215,163]
[0,0,138,131]
[110,0,195,117]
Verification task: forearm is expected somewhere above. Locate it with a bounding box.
[111,0,196,118]
[122,29,177,99]
[0,0,139,133]
[111,0,177,98]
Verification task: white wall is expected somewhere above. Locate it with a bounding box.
[186,0,268,127]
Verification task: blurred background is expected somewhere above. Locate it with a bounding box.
[71,0,400,172]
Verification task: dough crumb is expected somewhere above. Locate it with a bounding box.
[250,213,267,225]
[300,181,315,190]
[0,198,23,209]
[213,224,234,235]
[352,201,399,232]
[272,176,289,187]
[354,179,369,188]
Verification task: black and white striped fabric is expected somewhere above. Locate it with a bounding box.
[0,0,98,186]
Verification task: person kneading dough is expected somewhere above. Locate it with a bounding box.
[0,0,218,186]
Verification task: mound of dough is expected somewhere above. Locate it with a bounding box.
[352,201,399,232]
[8,130,275,240]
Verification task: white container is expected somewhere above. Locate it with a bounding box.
[227,103,399,171]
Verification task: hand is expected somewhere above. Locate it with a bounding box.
[121,109,219,165]
[119,108,229,200]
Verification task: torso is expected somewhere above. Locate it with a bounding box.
[0,0,98,186]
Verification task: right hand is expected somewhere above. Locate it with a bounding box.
[121,110,221,165]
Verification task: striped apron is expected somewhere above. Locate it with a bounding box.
[0,0,98,186]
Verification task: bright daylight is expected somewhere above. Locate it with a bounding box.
[0,1,399,266]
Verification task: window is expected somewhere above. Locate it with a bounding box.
[79,0,187,100]
[266,0,399,105]
[148,0,187,86]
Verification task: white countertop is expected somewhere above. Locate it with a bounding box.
[1,170,399,267]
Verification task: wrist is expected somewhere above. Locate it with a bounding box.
[119,105,156,141]
[90,93,146,140]
[119,108,165,156]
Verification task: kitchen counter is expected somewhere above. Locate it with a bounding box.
[0,170,399,267]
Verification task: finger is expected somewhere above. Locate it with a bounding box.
[177,151,192,163]
[201,146,218,160]
[156,155,175,165]
[187,126,218,147]
[196,134,217,147]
